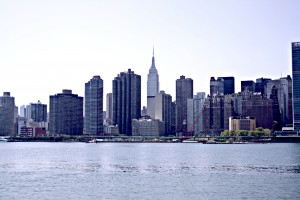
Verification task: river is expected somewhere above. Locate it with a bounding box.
[0,142,299,200]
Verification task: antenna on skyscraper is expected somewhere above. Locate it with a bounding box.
[153,45,154,57]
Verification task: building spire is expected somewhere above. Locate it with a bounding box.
[151,46,155,69]
[153,45,154,57]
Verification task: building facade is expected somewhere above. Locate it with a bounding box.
[219,77,235,95]
[255,77,271,96]
[154,91,172,135]
[113,69,141,135]
[210,77,224,96]
[132,118,165,137]
[241,80,255,93]
[187,92,206,134]
[0,92,15,136]
[229,116,256,131]
[147,49,159,119]
[106,93,113,125]
[49,90,83,135]
[85,76,104,135]
[242,94,273,129]
[176,75,193,132]
[292,42,300,131]
[26,100,47,122]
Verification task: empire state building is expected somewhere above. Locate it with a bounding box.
[147,49,159,118]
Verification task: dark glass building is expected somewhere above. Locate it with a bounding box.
[113,69,141,135]
[85,76,103,135]
[292,42,300,131]
[176,75,193,132]
[255,77,271,96]
[219,77,235,95]
[241,80,255,93]
[49,90,83,136]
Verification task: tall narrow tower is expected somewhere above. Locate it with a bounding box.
[147,48,159,118]
[292,42,300,131]
[176,75,193,132]
[85,76,104,135]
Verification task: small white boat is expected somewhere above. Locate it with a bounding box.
[182,140,198,143]
[0,137,8,142]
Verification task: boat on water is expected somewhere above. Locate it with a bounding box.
[182,140,199,143]
[0,137,8,142]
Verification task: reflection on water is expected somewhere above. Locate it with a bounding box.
[0,143,300,200]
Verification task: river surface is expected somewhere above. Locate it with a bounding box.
[0,142,300,200]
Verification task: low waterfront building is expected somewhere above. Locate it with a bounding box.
[132,118,164,137]
[103,125,119,136]
[229,116,256,131]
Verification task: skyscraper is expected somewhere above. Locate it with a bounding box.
[85,76,103,135]
[0,92,15,136]
[147,48,159,118]
[210,77,224,96]
[26,101,47,122]
[187,92,206,134]
[106,93,113,125]
[241,80,255,93]
[176,75,193,132]
[49,90,83,136]
[219,77,235,95]
[292,42,300,131]
[242,94,273,129]
[154,90,172,135]
[113,69,141,135]
[255,77,271,96]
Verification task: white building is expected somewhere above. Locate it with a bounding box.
[147,48,159,118]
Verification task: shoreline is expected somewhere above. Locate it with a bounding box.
[3,136,300,144]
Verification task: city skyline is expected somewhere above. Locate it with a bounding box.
[0,0,299,108]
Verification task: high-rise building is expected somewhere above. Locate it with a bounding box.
[242,94,273,129]
[187,92,206,134]
[284,75,293,125]
[20,105,26,118]
[0,92,15,136]
[147,49,159,118]
[49,90,83,136]
[210,77,224,96]
[292,42,300,131]
[224,95,235,130]
[171,101,176,135]
[241,80,255,93]
[85,76,103,135]
[106,93,113,125]
[255,77,271,96]
[26,101,47,122]
[219,77,235,95]
[113,69,141,135]
[266,78,289,126]
[176,75,193,132]
[154,91,172,135]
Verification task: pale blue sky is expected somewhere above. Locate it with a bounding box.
[0,0,299,109]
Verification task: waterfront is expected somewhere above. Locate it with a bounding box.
[0,143,300,200]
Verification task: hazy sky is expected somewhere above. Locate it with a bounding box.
[0,0,299,110]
